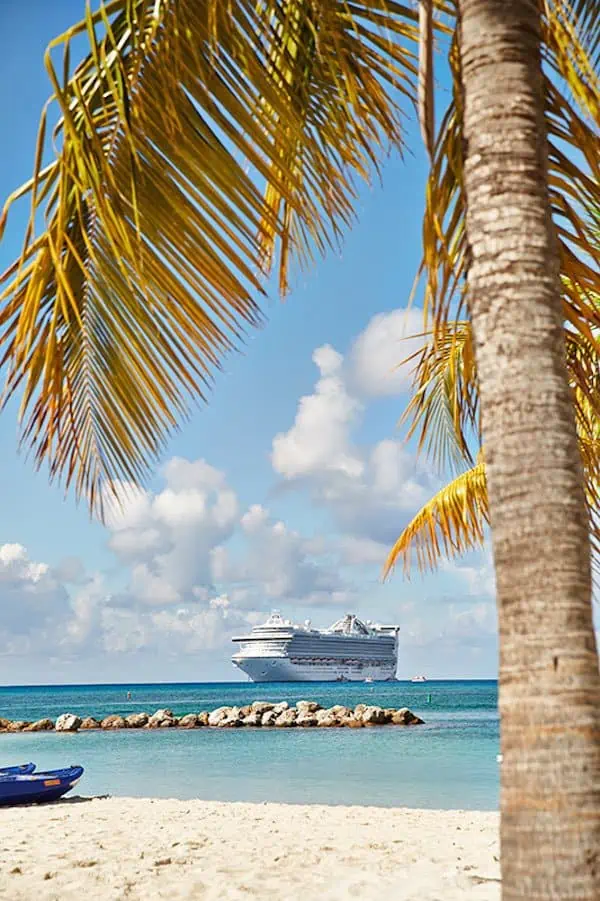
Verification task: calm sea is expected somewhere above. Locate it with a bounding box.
[0,681,499,809]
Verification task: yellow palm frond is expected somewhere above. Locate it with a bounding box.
[399,289,598,480]
[420,1,600,346]
[388,0,600,580]
[384,434,600,577]
[400,318,479,473]
[389,316,600,577]
[566,325,600,442]
[563,0,600,69]
[0,0,422,514]
[383,453,488,578]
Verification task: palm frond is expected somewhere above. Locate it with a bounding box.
[417,0,435,160]
[400,318,479,473]
[0,0,421,514]
[387,325,600,578]
[565,0,600,69]
[420,1,600,346]
[383,454,488,577]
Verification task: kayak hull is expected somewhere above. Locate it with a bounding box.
[0,763,36,776]
[0,766,84,806]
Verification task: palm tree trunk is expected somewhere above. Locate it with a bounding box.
[456,0,600,898]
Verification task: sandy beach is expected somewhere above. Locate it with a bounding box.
[0,797,499,900]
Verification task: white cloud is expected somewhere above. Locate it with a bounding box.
[107,457,238,599]
[271,345,364,480]
[106,462,347,614]
[0,308,503,678]
[0,543,70,644]
[349,307,426,397]
[0,446,358,665]
[216,504,351,607]
[440,551,496,599]
[271,338,437,545]
[336,536,390,567]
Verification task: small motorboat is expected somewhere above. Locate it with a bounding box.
[0,763,36,776]
[410,675,427,683]
[0,766,84,806]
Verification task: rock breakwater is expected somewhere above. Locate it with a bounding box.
[0,702,424,733]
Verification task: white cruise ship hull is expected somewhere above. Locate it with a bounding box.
[232,656,396,682]
[231,612,399,683]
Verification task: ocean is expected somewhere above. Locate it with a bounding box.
[0,680,499,810]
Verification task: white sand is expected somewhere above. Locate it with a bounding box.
[0,798,500,900]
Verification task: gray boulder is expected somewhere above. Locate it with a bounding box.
[261,710,278,726]
[330,705,352,718]
[55,713,82,732]
[296,700,321,714]
[147,709,178,728]
[80,717,101,730]
[208,706,232,727]
[208,706,243,727]
[296,711,318,727]
[361,705,387,725]
[316,708,339,727]
[101,715,128,729]
[242,711,263,727]
[125,712,149,728]
[275,709,297,727]
[343,717,365,728]
[220,707,244,727]
[24,718,54,732]
[250,701,274,715]
[178,714,199,729]
[158,716,179,728]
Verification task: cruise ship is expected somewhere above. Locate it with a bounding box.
[231,611,399,682]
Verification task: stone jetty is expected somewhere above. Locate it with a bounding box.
[0,702,424,733]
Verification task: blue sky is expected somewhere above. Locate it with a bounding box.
[0,0,498,684]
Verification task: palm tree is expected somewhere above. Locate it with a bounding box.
[403,1,600,895]
[1,1,600,898]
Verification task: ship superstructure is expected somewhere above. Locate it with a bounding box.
[231,612,399,682]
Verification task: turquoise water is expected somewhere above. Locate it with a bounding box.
[0,681,499,810]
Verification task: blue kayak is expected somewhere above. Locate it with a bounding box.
[0,763,35,776]
[0,766,84,806]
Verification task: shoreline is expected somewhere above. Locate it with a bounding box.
[0,797,500,900]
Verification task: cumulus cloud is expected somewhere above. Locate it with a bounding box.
[105,460,347,616]
[0,307,502,678]
[271,345,363,480]
[348,307,426,397]
[0,448,364,668]
[271,339,437,545]
[440,552,497,600]
[105,457,239,603]
[336,536,390,567]
[215,504,351,607]
[0,544,71,646]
